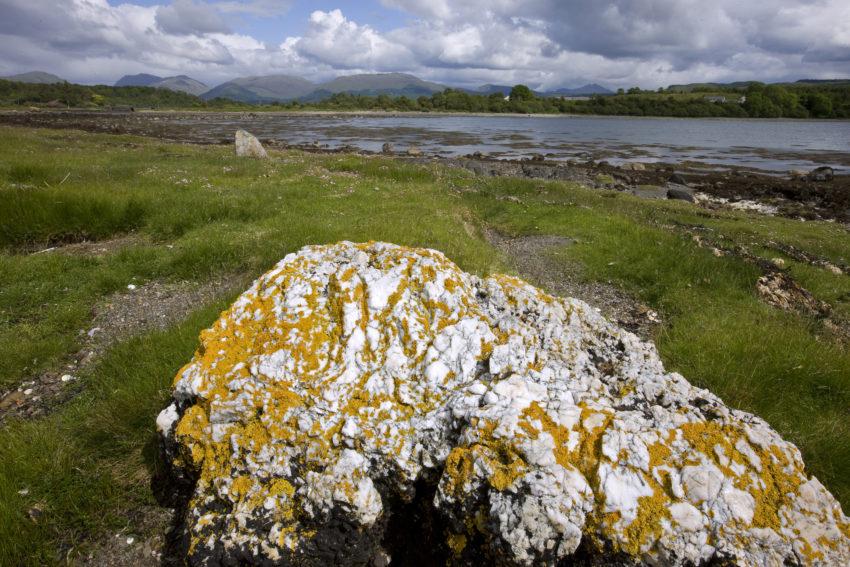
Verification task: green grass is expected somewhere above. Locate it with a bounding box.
[0,126,848,564]
[460,175,850,507]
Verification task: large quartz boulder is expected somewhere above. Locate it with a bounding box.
[157,242,850,566]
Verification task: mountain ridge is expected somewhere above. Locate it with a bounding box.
[2,71,65,84]
[115,73,208,95]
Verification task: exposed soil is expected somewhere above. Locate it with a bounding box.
[75,506,173,567]
[23,234,142,257]
[0,273,246,422]
[484,228,661,341]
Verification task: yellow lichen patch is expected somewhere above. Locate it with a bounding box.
[750,446,803,530]
[647,442,671,468]
[619,489,671,556]
[485,442,527,492]
[572,407,614,480]
[680,421,750,477]
[230,475,254,501]
[678,422,804,532]
[443,447,475,497]
[269,478,295,498]
[174,405,210,467]
[447,533,467,555]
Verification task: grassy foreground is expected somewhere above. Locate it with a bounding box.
[0,126,848,564]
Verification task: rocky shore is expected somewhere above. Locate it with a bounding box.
[1,110,848,222]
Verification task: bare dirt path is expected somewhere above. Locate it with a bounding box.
[0,274,247,422]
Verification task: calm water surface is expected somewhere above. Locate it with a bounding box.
[175,113,850,172]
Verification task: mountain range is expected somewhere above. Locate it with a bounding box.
[114,73,208,96]
[201,73,450,103]
[5,69,614,102]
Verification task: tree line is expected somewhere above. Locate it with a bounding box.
[0,80,241,109]
[2,79,848,119]
[287,83,850,118]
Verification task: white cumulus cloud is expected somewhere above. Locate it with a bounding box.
[0,0,847,89]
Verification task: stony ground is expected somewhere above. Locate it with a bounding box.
[0,269,244,422]
[484,229,662,340]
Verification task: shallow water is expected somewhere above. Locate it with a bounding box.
[14,110,849,173]
[172,113,850,173]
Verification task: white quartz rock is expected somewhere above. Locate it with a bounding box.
[158,242,850,566]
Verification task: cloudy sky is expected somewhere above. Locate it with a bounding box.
[1,0,849,89]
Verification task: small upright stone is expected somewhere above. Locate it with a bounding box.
[234,129,268,159]
[381,142,393,154]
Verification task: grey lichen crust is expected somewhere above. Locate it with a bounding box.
[157,241,850,566]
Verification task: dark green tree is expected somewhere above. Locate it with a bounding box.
[509,84,534,101]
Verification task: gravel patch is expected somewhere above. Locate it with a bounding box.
[485,228,660,340]
[0,274,247,422]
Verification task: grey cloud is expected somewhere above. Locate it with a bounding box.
[156,0,230,35]
[0,0,847,90]
[214,0,295,17]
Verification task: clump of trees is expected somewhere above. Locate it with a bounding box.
[741,83,841,118]
[0,79,249,109]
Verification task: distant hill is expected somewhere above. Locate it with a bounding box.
[667,81,756,93]
[115,74,207,95]
[0,79,208,109]
[153,75,208,96]
[469,83,612,98]
[666,79,850,93]
[202,72,447,103]
[2,71,65,84]
[794,79,850,86]
[318,73,446,96]
[201,75,316,103]
[115,73,162,87]
[547,83,613,96]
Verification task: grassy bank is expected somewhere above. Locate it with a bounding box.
[0,126,848,564]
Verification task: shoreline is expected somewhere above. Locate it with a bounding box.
[1,113,848,222]
[4,107,850,122]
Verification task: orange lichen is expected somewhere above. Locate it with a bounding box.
[620,490,671,556]
[447,533,467,555]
